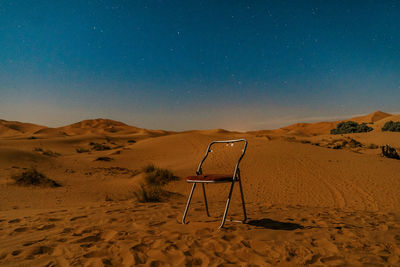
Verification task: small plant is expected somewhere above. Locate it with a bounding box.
[95,156,113,161]
[33,147,60,157]
[128,140,136,144]
[27,136,37,140]
[133,183,167,202]
[330,121,373,134]
[142,163,156,173]
[76,147,89,153]
[142,164,178,185]
[12,168,61,187]
[90,142,111,151]
[42,150,61,157]
[367,143,379,149]
[382,121,400,132]
[381,145,400,160]
[347,139,362,148]
[133,164,179,202]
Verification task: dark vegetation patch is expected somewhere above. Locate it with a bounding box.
[42,150,61,157]
[90,167,139,177]
[127,139,137,143]
[133,164,179,202]
[133,183,167,203]
[381,145,400,160]
[95,156,113,162]
[367,143,379,149]
[328,138,362,150]
[89,142,111,151]
[330,121,373,134]
[76,147,89,153]
[143,164,179,185]
[33,147,60,157]
[27,136,37,140]
[382,121,400,132]
[12,169,61,187]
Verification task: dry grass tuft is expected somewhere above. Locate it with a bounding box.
[133,164,179,202]
[12,168,61,187]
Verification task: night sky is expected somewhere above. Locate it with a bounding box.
[1,1,399,131]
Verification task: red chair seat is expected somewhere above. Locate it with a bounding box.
[185,174,233,182]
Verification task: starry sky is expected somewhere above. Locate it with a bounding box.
[1,1,399,131]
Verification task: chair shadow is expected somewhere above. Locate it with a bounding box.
[246,218,304,230]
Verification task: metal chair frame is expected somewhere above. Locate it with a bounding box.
[182,139,248,228]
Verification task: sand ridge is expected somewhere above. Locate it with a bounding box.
[0,111,400,266]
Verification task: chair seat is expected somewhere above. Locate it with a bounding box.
[185,174,234,183]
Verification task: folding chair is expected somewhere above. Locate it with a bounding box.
[181,139,248,228]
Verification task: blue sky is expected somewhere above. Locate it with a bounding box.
[1,1,399,130]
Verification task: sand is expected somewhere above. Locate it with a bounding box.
[0,114,399,266]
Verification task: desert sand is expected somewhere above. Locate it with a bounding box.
[1,111,400,266]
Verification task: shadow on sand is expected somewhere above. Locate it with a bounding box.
[246,218,304,230]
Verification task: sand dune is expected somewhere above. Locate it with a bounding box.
[248,111,395,137]
[0,112,400,266]
[350,110,392,124]
[0,120,46,137]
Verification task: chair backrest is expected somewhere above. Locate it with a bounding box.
[197,139,247,180]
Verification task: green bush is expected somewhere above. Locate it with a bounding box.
[382,121,400,132]
[12,168,61,187]
[330,121,373,134]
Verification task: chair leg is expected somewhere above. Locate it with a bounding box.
[219,181,235,229]
[238,178,247,222]
[182,183,197,224]
[202,183,210,217]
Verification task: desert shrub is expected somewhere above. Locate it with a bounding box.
[128,140,136,143]
[27,136,37,140]
[367,143,379,149]
[12,168,61,187]
[330,121,373,134]
[33,147,60,157]
[382,121,400,132]
[381,145,400,160]
[90,142,111,151]
[42,150,60,157]
[142,163,156,173]
[133,165,178,202]
[133,183,167,202]
[143,165,178,186]
[95,156,113,161]
[76,147,89,153]
[327,138,362,149]
[348,139,362,148]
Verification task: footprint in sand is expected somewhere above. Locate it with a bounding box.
[36,224,55,231]
[75,233,102,243]
[12,227,28,233]
[70,215,87,221]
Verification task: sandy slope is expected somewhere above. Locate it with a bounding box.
[249,111,393,137]
[0,113,400,266]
